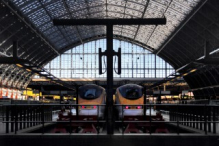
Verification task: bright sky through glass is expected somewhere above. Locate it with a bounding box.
[41,39,174,79]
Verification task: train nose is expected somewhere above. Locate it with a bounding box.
[121,109,144,117]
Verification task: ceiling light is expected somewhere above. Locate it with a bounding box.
[26,69,32,72]
[190,69,197,73]
[16,64,23,68]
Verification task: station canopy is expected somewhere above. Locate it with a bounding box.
[10,0,201,55]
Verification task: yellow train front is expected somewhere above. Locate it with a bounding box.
[115,84,168,133]
[54,84,106,133]
[115,84,144,119]
[78,84,106,119]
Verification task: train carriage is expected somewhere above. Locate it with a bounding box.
[78,84,106,118]
[115,84,144,118]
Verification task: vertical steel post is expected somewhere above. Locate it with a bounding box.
[157,90,161,104]
[200,107,203,130]
[27,106,29,128]
[143,86,146,118]
[149,104,151,134]
[19,106,22,129]
[6,106,9,133]
[177,104,179,135]
[15,105,18,134]
[76,86,79,119]
[97,105,99,134]
[193,109,195,128]
[33,108,36,126]
[186,108,189,126]
[122,105,124,134]
[195,108,198,129]
[76,86,79,133]
[208,106,211,132]
[30,106,33,127]
[106,24,114,134]
[23,107,26,128]
[11,105,14,132]
[204,105,207,135]
[69,110,72,134]
[189,107,192,127]
[155,55,156,78]
[41,104,45,134]
[59,91,63,104]
[213,106,216,134]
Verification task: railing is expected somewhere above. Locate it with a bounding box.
[0,104,218,135]
[0,104,4,122]
[0,99,41,105]
[167,104,219,134]
[1,104,52,134]
[0,104,106,134]
[210,100,219,105]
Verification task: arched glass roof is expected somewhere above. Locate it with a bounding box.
[42,39,174,79]
[10,0,201,53]
[2,0,219,97]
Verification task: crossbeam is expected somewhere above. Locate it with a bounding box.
[0,58,29,64]
[53,18,166,26]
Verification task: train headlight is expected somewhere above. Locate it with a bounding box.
[137,106,142,109]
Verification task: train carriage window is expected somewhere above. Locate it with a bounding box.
[126,89,139,99]
[84,89,96,98]
[79,85,103,99]
[119,85,143,99]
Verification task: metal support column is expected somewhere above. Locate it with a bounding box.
[76,86,79,120]
[59,91,63,104]
[155,54,156,78]
[143,86,146,118]
[6,106,9,133]
[106,24,114,134]
[157,90,161,104]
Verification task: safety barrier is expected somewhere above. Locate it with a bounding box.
[2,104,52,134]
[0,104,218,135]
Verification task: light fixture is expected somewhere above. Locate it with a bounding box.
[16,64,23,68]
[190,69,197,73]
[26,69,31,72]
[183,73,188,76]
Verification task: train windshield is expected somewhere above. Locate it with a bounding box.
[79,85,103,99]
[119,85,143,99]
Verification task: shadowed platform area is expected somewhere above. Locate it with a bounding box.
[0,135,219,146]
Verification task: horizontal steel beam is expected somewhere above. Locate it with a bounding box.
[0,58,30,64]
[53,18,166,26]
[195,59,219,65]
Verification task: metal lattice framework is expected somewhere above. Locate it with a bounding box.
[8,0,202,53]
[1,0,219,98]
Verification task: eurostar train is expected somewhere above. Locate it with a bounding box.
[115,84,144,118]
[78,84,106,118]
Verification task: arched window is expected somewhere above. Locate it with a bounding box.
[43,39,174,78]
